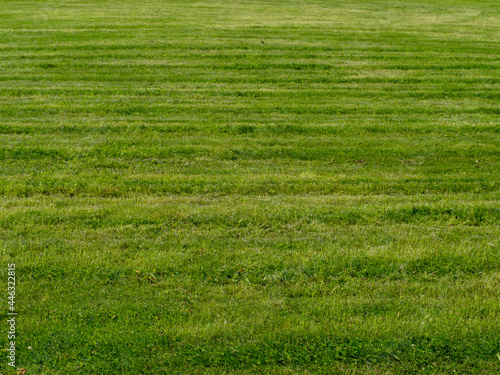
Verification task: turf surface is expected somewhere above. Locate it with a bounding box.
[1,0,500,373]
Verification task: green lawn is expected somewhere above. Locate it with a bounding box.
[1,0,500,373]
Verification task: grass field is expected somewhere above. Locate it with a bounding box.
[1,0,500,373]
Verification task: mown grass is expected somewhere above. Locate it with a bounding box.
[1,0,499,373]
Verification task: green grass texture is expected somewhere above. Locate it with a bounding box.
[1,0,499,373]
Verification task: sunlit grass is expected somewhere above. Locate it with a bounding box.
[0,0,499,373]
